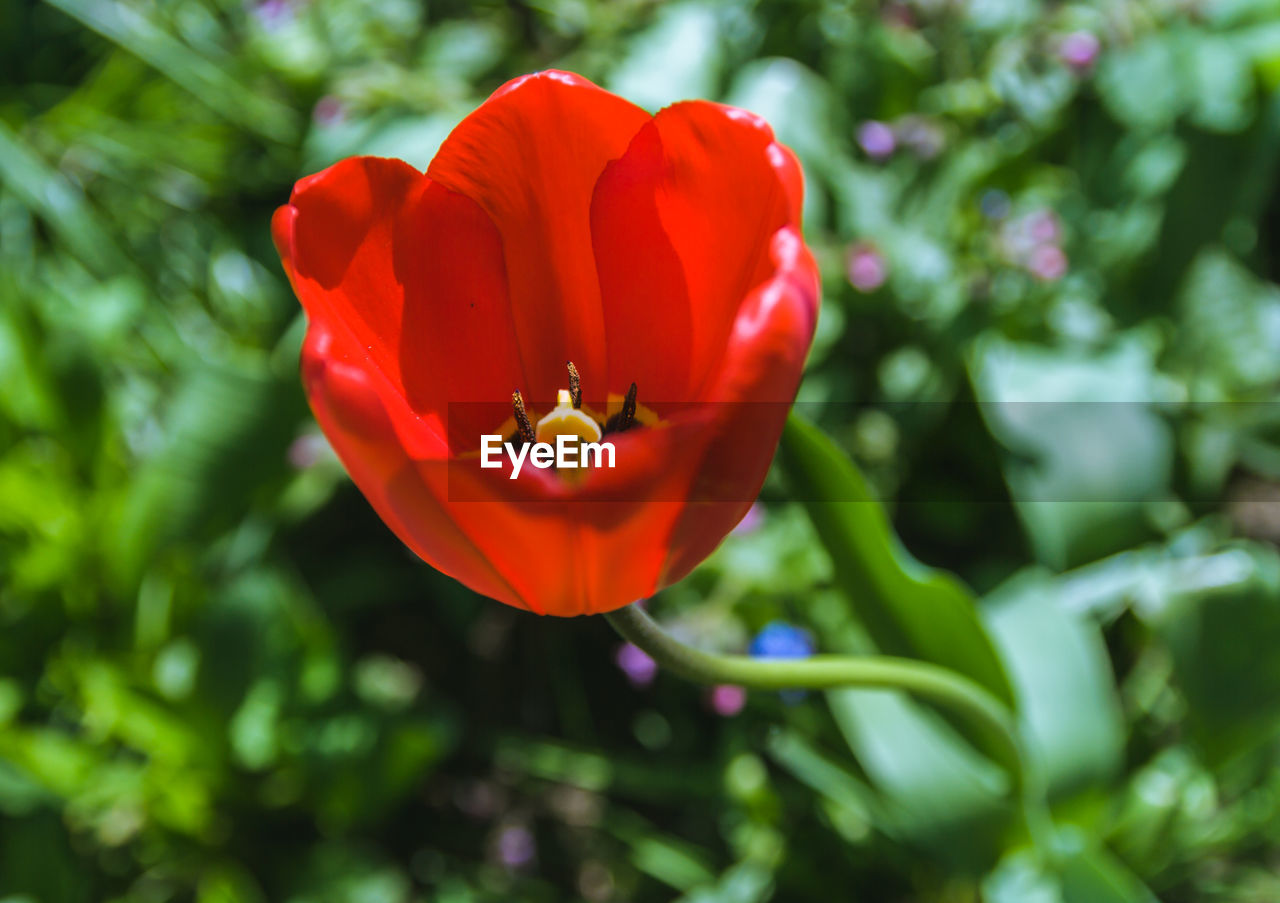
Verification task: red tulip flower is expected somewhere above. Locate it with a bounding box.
[272,71,819,616]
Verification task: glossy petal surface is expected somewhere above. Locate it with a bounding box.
[428,71,649,407]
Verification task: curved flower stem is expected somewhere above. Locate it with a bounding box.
[603,602,1056,851]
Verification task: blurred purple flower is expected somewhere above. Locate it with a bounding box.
[615,643,657,688]
[732,502,765,536]
[1058,31,1101,73]
[856,121,896,161]
[846,242,888,293]
[1026,209,1062,245]
[251,0,293,29]
[496,825,536,870]
[998,208,1066,275]
[312,95,345,127]
[896,115,945,160]
[709,684,747,716]
[287,432,328,469]
[1028,244,1068,281]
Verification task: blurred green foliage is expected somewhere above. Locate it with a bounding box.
[5,0,1280,900]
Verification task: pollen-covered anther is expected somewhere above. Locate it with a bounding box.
[566,361,582,409]
[511,390,535,445]
[512,364,638,449]
[604,382,638,435]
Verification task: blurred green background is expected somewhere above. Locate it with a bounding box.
[5,0,1280,900]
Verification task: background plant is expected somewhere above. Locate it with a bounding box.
[3,0,1280,901]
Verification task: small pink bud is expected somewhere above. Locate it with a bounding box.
[252,0,293,28]
[846,242,888,293]
[615,643,657,688]
[1026,209,1061,245]
[709,684,747,717]
[312,95,345,127]
[731,502,765,536]
[1028,245,1068,282]
[1058,31,1101,73]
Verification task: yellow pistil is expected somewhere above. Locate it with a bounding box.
[535,389,603,444]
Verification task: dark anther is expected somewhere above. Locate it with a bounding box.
[512,390,535,445]
[566,361,582,409]
[621,381,637,428]
[604,382,638,435]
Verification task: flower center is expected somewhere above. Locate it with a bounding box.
[536,389,602,444]
[508,361,639,449]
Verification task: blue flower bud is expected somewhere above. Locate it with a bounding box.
[749,621,815,660]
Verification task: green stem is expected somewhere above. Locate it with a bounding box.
[604,603,1055,851]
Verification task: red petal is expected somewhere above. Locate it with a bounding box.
[397,182,527,448]
[434,409,721,614]
[427,71,649,406]
[300,320,523,607]
[415,473,677,615]
[588,123,693,403]
[661,226,820,584]
[285,157,421,398]
[279,156,525,449]
[591,101,801,405]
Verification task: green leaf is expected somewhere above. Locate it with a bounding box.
[983,840,1158,903]
[764,729,881,832]
[982,571,1126,798]
[0,121,132,278]
[968,334,1174,569]
[1058,844,1160,903]
[608,3,723,110]
[45,0,298,143]
[1177,248,1280,397]
[781,413,1021,830]
[1187,34,1256,133]
[826,688,1012,860]
[1156,546,1280,763]
[109,361,298,588]
[1096,32,1187,132]
[780,414,1015,707]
